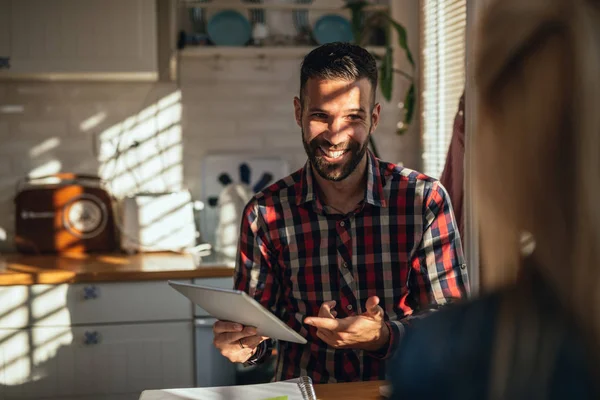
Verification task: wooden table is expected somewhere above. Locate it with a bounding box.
[314,380,387,400]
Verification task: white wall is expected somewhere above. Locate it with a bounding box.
[0,4,420,253]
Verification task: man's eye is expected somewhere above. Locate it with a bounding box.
[348,114,363,120]
[312,113,328,119]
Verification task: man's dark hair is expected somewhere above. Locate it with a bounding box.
[299,42,378,106]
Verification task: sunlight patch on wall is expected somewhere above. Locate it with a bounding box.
[29,138,61,158]
[79,111,107,132]
[28,160,62,178]
[98,90,183,198]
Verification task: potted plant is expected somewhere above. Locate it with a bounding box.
[344,1,415,157]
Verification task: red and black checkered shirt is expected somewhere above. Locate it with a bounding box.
[234,150,470,383]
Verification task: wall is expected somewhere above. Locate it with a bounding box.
[0,3,420,253]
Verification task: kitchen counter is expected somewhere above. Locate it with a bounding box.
[0,252,234,286]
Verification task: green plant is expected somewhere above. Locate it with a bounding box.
[345,1,416,140]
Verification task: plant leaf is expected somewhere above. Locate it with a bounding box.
[397,82,415,135]
[344,0,369,44]
[386,17,415,67]
[379,46,393,102]
[404,82,415,124]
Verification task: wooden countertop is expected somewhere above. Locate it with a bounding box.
[0,252,234,286]
[314,380,387,400]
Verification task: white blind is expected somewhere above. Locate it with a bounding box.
[421,0,467,178]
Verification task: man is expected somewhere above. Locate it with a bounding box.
[213,42,469,383]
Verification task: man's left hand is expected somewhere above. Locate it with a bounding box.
[304,296,390,352]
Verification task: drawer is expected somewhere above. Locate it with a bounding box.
[192,277,234,317]
[0,321,193,399]
[0,286,30,329]
[14,280,194,327]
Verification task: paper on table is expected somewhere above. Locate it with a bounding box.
[139,378,311,400]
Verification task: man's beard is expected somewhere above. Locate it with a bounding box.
[302,129,370,182]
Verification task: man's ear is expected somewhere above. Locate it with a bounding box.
[293,96,302,128]
[370,103,382,132]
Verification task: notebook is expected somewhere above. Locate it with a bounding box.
[138,376,316,400]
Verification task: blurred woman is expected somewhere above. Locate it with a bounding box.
[389,0,600,398]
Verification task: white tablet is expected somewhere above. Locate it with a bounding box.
[168,281,307,344]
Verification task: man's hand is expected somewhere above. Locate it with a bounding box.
[212,321,269,363]
[304,296,390,352]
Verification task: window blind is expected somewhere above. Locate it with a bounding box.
[420,0,467,178]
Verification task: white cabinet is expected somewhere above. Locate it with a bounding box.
[0,280,195,400]
[0,322,193,400]
[0,0,158,79]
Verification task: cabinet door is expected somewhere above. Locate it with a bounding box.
[0,321,194,399]
[24,281,193,327]
[0,0,157,77]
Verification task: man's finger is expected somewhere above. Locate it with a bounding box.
[213,320,244,334]
[304,316,342,331]
[214,328,258,346]
[318,300,337,319]
[364,296,383,316]
[240,334,268,349]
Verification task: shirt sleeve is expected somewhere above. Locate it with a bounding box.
[234,198,280,364]
[373,181,470,359]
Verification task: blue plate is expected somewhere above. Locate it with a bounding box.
[313,14,354,45]
[208,10,252,46]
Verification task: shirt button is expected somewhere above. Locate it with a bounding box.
[346,304,353,311]
[343,262,348,269]
[461,264,467,270]
[340,221,345,227]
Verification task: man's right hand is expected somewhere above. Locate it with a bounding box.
[212,320,269,363]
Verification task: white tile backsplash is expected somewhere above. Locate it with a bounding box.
[0,50,418,252]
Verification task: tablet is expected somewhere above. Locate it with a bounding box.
[168,281,307,344]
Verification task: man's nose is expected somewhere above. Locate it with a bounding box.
[324,118,348,144]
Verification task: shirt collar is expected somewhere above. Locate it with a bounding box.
[295,149,387,208]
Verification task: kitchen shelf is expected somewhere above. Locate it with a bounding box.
[180,1,388,12]
[180,45,387,58]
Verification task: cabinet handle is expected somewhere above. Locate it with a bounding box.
[83,331,100,345]
[83,285,99,300]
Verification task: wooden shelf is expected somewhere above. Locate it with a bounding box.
[180,1,388,12]
[180,45,386,58]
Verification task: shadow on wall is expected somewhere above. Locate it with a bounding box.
[0,82,190,253]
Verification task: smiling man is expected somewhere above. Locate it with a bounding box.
[212,42,470,383]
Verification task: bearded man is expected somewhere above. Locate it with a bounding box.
[212,42,470,383]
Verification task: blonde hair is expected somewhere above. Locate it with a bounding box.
[475,0,600,396]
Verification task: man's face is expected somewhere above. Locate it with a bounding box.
[294,78,381,181]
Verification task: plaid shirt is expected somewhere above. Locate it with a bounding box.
[234,150,470,383]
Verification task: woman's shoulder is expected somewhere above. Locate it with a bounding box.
[388,294,502,399]
[402,292,502,352]
[388,290,597,399]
